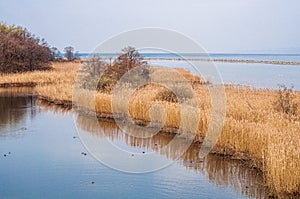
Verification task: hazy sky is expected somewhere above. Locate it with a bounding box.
[1,0,300,53]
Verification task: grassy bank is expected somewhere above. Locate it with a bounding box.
[1,61,299,197]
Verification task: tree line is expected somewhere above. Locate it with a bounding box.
[0,23,54,73]
[0,23,79,73]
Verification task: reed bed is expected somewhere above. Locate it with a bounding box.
[0,62,78,85]
[0,62,78,105]
[0,62,299,197]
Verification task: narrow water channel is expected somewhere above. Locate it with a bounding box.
[0,88,266,199]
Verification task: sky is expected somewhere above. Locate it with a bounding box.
[1,0,300,53]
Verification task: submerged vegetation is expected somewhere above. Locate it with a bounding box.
[0,46,299,198]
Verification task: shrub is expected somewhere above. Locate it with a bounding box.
[156,89,178,103]
[0,23,53,73]
[97,72,119,92]
[97,46,149,93]
[273,84,298,116]
[155,85,195,103]
[79,56,108,90]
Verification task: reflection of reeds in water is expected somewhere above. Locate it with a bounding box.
[76,113,266,198]
[181,152,266,199]
[0,87,37,135]
[37,100,71,116]
[0,87,37,96]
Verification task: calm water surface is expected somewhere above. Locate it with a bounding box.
[0,88,266,199]
[149,60,300,90]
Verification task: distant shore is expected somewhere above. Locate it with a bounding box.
[143,57,300,66]
[81,54,300,66]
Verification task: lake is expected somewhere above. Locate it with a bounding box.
[0,88,266,199]
[148,60,300,91]
[74,53,300,90]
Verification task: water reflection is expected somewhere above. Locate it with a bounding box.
[0,88,37,137]
[37,100,71,115]
[76,113,266,198]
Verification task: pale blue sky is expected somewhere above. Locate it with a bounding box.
[1,0,300,53]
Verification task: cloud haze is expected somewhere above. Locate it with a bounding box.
[1,0,299,53]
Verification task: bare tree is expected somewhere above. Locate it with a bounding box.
[64,46,74,61]
[74,51,80,59]
[50,47,61,59]
[97,46,149,92]
[113,46,147,73]
[79,56,108,90]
